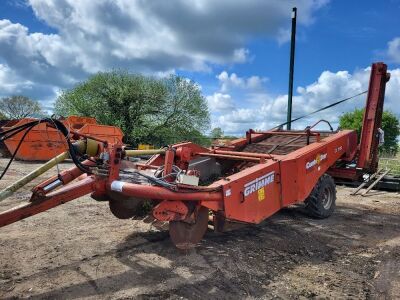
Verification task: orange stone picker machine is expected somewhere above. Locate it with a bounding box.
[0,62,391,249]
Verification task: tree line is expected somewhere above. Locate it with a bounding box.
[1,70,399,153]
[0,96,43,119]
[54,72,210,146]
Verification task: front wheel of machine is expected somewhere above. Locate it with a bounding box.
[108,192,145,219]
[169,206,209,250]
[305,174,336,219]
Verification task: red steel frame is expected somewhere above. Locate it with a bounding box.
[0,62,390,228]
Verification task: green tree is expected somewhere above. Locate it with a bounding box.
[0,95,43,119]
[339,108,400,154]
[210,127,224,139]
[55,71,210,146]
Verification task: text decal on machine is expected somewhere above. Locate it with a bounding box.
[244,171,275,199]
[305,152,327,172]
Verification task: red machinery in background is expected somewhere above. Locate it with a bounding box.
[0,116,123,160]
[0,63,390,249]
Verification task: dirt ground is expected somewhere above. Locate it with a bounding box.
[0,159,399,299]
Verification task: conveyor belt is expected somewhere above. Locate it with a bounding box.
[242,132,332,155]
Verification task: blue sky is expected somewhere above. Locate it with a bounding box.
[183,0,400,94]
[0,0,400,135]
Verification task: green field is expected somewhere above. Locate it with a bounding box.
[379,153,400,176]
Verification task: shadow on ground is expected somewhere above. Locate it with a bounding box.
[9,204,399,299]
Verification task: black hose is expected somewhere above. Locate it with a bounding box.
[0,125,36,180]
[120,169,222,193]
[0,118,93,180]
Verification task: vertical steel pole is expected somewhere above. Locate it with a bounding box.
[287,7,297,130]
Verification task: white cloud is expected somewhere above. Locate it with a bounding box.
[277,27,291,45]
[232,48,250,63]
[0,19,78,89]
[217,71,267,92]
[0,62,58,109]
[387,37,400,63]
[210,66,400,136]
[0,64,32,95]
[0,0,327,104]
[206,93,235,112]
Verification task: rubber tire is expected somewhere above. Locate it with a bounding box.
[109,199,139,219]
[108,191,144,219]
[304,174,336,219]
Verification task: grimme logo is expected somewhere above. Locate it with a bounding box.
[306,153,327,170]
[244,171,275,197]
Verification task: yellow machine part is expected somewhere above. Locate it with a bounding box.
[138,144,155,150]
[86,138,100,157]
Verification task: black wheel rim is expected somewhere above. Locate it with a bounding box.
[322,186,333,210]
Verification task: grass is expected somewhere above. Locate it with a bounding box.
[379,152,400,176]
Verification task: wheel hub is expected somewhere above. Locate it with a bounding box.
[321,187,333,209]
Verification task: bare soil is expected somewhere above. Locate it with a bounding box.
[0,159,399,299]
